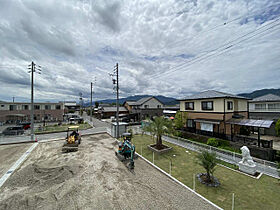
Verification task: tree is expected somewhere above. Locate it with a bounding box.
[197,151,217,183]
[95,101,99,108]
[143,116,171,149]
[174,111,187,130]
[275,119,280,136]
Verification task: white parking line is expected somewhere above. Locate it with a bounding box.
[0,142,38,188]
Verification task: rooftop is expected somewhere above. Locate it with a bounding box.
[178,90,248,101]
[251,94,280,102]
[102,106,128,112]
[125,97,163,106]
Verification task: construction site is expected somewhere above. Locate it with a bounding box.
[0,133,216,210]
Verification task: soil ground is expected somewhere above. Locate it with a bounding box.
[0,143,30,177]
[0,134,216,210]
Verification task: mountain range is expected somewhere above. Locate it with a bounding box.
[237,88,280,99]
[95,95,178,105]
[85,88,280,106]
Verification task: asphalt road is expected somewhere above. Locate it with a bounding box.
[0,117,109,145]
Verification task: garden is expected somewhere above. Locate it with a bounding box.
[132,134,279,210]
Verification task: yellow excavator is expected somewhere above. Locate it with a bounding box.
[62,126,81,152]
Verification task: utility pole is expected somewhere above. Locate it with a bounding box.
[79,92,83,116]
[28,61,41,142]
[90,82,93,121]
[116,63,119,139]
[90,77,96,122]
[110,63,119,138]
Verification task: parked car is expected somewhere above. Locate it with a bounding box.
[18,122,31,130]
[69,117,83,124]
[121,117,130,123]
[2,126,24,135]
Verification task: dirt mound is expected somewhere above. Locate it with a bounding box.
[5,162,78,190]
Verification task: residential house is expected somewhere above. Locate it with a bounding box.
[179,90,249,138]
[123,96,164,121]
[98,106,129,119]
[249,94,280,135]
[0,101,64,123]
[63,101,80,113]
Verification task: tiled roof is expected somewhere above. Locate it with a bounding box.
[125,97,162,106]
[179,90,248,101]
[252,94,280,102]
[103,106,128,112]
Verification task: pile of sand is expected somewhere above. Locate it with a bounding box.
[0,134,216,210]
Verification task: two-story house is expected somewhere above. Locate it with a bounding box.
[123,96,164,121]
[179,90,249,138]
[249,94,280,135]
[0,101,64,123]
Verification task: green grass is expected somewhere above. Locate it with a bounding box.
[35,122,92,134]
[132,134,280,210]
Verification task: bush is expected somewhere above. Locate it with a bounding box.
[240,126,250,136]
[207,138,219,147]
[275,119,280,136]
[217,139,230,147]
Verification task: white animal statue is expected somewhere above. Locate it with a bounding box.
[240,146,255,166]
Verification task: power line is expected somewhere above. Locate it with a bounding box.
[146,18,280,81]
[144,3,280,57]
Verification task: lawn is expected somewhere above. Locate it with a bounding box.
[34,122,92,134]
[132,134,280,210]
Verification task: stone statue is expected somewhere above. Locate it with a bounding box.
[238,146,257,175]
[240,146,256,166]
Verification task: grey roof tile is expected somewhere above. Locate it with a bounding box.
[252,94,280,102]
[179,90,248,100]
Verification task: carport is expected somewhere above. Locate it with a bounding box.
[227,119,274,147]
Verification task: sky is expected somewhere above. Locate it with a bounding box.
[0,0,280,102]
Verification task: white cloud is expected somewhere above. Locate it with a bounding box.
[0,0,279,102]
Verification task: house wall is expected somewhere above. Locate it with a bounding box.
[184,111,248,135]
[0,102,64,123]
[140,98,163,109]
[124,102,132,111]
[180,98,248,113]
[249,101,280,113]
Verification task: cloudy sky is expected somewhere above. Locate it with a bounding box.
[0,0,280,102]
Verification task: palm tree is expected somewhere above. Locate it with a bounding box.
[197,151,217,183]
[144,116,171,149]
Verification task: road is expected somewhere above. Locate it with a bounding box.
[0,116,109,145]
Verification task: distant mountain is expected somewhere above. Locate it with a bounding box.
[238,88,280,99]
[94,95,178,106]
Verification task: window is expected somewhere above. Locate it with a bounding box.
[144,105,149,108]
[255,104,266,110]
[157,105,161,108]
[187,119,195,128]
[1,104,4,107]
[34,105,40,110]
[201,101,213,110]
[56,105,61,110]
[268,103,280,110]
[227,101,233,110]
[9,105,17,111]
[45,105,51,110]
[185,102,194,110]
[22,105,29,110]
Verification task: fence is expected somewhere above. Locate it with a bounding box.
[127,126,279,178]
[163,134,279,178]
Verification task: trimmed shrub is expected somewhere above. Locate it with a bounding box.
[207,138,219,147]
